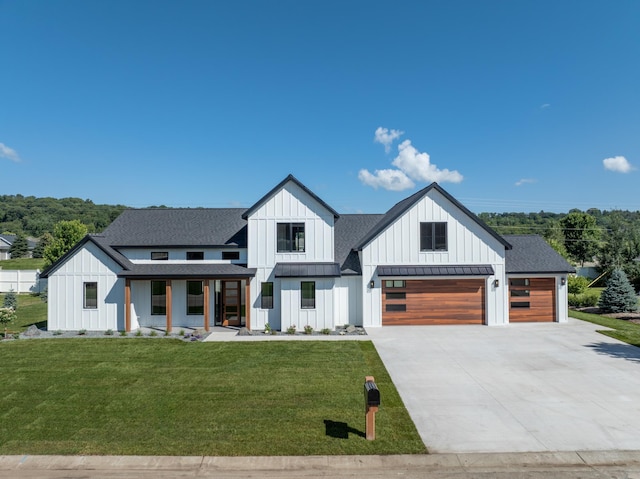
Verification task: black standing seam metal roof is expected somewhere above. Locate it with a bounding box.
[354,182,512,251]
[376,265,495,277]
[274,262,341,278]
[241,174,340,220]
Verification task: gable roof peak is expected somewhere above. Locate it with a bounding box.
[242,174,340,220]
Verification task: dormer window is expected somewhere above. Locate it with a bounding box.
[186,251,204,260]
[151,252,169,260]
[277,223,305,252]
[420,222,447,251]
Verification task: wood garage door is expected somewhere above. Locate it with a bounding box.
[382,279,485,325]
[509,278,555,322]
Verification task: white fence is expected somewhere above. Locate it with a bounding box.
[0,270,46,293]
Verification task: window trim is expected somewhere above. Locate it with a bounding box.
[301,281,315,309]
[83,282,97,309]
[261,282,274,309]
[151,280,167,315]
[186,280,204,315]
[151,251,169,261]
[277,222,305,253]
[420,222,448,252]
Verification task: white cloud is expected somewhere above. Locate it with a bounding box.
[540,103,551,109]
[0,142,21,162]
[515,178,537,186]
[361,128,464,191]
[603,155,634,173]
[374,127,403,153]
[358,168,415,191]
[392,140,463,184]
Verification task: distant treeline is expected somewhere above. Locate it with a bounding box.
[478,209,640,236]
[0,195,128,237]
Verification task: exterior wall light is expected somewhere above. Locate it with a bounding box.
[494,279,499,287]
[561,277,566,286]
[369,280,375,288]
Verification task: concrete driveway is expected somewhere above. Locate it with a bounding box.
[367,318,640,453]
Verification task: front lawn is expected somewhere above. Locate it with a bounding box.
[0,339,425,456]
[570,309,640,347]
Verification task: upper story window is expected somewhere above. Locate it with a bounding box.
[151,251,169,260]
[420,222,447,251]
[277,223,305,253]
[222,251,240,260]
[186,251,204,260]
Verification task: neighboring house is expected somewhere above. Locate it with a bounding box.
[0,234,37,260]
[41,175,575,332]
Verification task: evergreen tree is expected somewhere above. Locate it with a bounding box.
[8,233,29,258]
[598,269,638,313]
[3,290,18,310]
[32,232,52,259]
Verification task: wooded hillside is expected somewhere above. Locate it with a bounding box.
[0,195,127,237]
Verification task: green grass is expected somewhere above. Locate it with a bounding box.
[0,340,425,456]
[0,293,47,333]
[570,309,640,347]
[0,258,46,270]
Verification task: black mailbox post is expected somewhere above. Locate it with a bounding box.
[364,376,380,440]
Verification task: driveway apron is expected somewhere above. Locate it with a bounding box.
[367,318,640,453]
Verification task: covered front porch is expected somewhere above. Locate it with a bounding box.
[119,264,256,332]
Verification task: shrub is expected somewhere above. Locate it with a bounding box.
[78,329,87,335]
[568,276,590,295]
[105,329,114,336]
[135,329,143,337]
[303,325,313,335]
[39,287,48,303]
[120,330,127,337]
[264,322,272,334]
[3,290,17,310]
[286,325,296,335]
[150,330,158,337]
[599,269,638,313]
[53,330,62,336]
[321,328,331,335]
[568,291,600,308]
[0,307,17,333]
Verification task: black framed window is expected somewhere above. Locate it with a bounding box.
[187,281,204,314]
[151,280,166,315]
[301,281,315,309]
[222,251,240,260]
[261,282,274,309]
[420,222,447,251]
[511,302,531,309]
[277,223,305,252]
[151,251,168,260]
[386,304,406,312]
[83,282,97,309]
[510,278,530,287]
[384,280,406,288]
[186,251,204,260]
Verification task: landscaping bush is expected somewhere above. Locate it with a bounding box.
[568,275,590,295]
[599,269,638,313]
[2,290,18,310]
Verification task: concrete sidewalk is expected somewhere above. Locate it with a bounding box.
[2,451,640,478]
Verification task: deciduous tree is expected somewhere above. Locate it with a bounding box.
[43,220,88,266]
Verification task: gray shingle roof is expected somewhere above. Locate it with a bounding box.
[504,235,575,274]
[334,214,384,274]
[103,208,247,247]
[355,183,512,251]
[274,262,341,278]
[377,265,495,277]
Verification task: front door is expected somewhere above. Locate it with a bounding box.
[222,280,241,326]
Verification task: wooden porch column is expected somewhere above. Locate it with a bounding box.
[125,279,131,332]
[245,279,251,331]
[166,280,172,332]
[204,279,210,332]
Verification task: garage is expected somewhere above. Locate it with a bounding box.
[381,278,486,325]
[508,277,556,322]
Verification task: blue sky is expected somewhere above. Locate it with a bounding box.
[1,0,639,214]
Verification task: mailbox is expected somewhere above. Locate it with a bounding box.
[364,380,380,407]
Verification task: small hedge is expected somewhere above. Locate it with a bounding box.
[568,291,600,308]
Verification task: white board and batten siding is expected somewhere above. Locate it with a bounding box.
[48,242,124,331]
[280,278,334,331]
[247,181,336,331]
[361,188,508,327]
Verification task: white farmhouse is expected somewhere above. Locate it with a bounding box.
[42,175,574,332]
